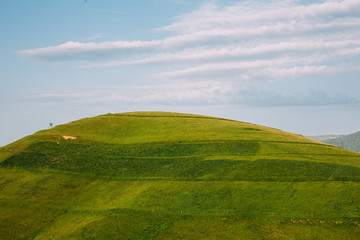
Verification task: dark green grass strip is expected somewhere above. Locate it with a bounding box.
[3,153,360,181]
[10,140,260,157]
[2,140,360,181]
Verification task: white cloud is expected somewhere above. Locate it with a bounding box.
[82,39,360,68]
[27,82,359,107]
[84,33,104,41]
[17,40,162,62]
[27,82,238,106]
[160,0,360,33]
[17,0,360,88]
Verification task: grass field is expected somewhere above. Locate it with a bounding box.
[0,112,359,239]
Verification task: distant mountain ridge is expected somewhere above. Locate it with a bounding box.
[309,131,360,153]
[308,135,343,142]
[325,131,360,153]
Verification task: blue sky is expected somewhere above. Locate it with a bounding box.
[1,0,360,146]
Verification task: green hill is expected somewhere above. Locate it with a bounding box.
[0,112,359,239]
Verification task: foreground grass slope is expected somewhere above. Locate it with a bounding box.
[0,112,359,239]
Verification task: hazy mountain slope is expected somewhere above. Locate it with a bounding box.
[324,131,360,153]
[308,135,343,142]
[0,112,359,240]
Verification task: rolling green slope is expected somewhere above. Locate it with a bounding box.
[0,112,359,239]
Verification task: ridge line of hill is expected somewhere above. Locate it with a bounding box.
[106,113,238,122]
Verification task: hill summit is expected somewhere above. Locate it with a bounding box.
[0,112,359,239]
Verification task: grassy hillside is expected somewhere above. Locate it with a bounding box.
[0,112,359,239]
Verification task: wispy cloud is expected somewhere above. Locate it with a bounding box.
[84,33,104,41]
[160,0,360,33]
[82,40,360,68]
[16,0,360,109]
[26,82,359,107]
[17,0,360,84]
[17,40,161,62]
